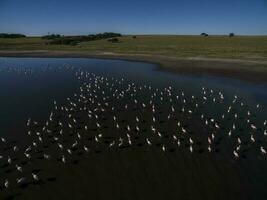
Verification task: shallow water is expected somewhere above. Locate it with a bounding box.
[1,57,266,137]
[0,57,267,200]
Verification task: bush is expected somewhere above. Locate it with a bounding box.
[107,38,119,43]
[42,34,62,40]
[49,38,79,45]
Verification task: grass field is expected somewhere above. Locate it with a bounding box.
[1,35,267,60]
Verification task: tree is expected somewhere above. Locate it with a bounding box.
[229,33,235,37]
[201,33,208,37]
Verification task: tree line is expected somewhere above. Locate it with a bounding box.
[42,32,122,45]
[0,33,26,38]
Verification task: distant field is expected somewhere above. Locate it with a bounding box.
[1,35,267,60]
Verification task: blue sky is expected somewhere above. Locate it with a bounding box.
[0,0,267,35]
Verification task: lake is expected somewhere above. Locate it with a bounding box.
[0,57,267,200]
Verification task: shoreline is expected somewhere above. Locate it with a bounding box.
[1,50,267,83]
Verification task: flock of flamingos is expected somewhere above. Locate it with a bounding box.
[0,65,267,196]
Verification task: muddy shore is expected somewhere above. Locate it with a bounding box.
[1,50,267,83]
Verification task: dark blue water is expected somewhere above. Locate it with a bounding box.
[1,57,267,200]
[1,57,266,139]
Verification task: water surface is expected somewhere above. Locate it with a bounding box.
[0,57,267,200]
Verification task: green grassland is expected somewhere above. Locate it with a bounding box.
[1,35,267,60]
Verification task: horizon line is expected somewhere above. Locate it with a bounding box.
[1,33,267,37]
